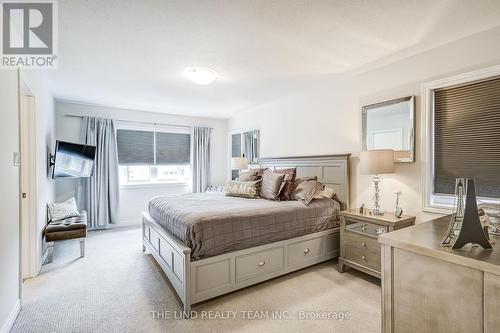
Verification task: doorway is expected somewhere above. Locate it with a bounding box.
[19,78,39,280]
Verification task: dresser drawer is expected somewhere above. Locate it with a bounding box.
[344,245,381,271]
[343,230,380,254]
[288,236,324,265]
[236,246,284,282]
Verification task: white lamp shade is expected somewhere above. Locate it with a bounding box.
[360,149,395,174]
[231,156,248,170]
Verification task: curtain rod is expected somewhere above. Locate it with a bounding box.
[63,114,212,130]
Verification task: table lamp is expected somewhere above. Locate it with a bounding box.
[231,156,248,177]
[360,149,395,215]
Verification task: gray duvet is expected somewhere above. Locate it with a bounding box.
[148,193,340,260]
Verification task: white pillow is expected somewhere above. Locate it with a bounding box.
[47,197,79,222]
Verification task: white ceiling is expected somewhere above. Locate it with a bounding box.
[52,0,500,118]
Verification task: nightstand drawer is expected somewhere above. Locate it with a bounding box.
[345,220,388,237]
[343,230,380,254]
[344,245,381,271]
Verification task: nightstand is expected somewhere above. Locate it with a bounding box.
[338,209,415,278]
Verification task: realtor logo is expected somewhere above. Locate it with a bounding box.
[1,0,58,68]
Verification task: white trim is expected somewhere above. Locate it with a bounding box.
[421,64,500,213]
[0,299,20,333]
[19,87,39,279]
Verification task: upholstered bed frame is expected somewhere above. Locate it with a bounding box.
[142,154,350,316]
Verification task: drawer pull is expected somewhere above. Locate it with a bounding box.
[361,255,367,261]
[304,248,310,254]
[258,261,266,267]
[361,241,367,247]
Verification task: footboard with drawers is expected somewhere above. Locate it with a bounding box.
[143,211,340,315]
[142,154,350,317]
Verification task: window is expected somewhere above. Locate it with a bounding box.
[117,127,191,186]
[229,129,260,180]
[231,133,241,180]
[423,67,500,212]
[434,78,500,198]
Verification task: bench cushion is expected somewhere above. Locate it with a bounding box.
[45,211,87,242]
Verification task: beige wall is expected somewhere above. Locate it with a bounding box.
[54,101,228,225]
[0,71,20,331]
[229,26,500,223]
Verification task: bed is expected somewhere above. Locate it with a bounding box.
[142,154,350,315]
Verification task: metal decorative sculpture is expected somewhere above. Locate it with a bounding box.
[441,178,492,250]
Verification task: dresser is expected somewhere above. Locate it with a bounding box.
[379,216,500,333]
[338,210,415,278]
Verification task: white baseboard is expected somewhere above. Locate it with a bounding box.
[113,219,141,227]
[0,299,20,333]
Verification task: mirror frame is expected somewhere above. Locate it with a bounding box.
[362,96,415,163]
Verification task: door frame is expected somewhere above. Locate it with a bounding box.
[19,73,39,279]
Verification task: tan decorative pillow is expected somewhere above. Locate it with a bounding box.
[238,169,259,182]
[292,177,324,205]
[260,169,285,200]
[274,168,297,201]
[225,180,261,199]
[314,186,336,199]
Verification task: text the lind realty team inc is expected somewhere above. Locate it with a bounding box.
[151,310,352,320]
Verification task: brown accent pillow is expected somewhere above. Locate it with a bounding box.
[260,169,285,200]
[238,169,259,182]
[292,177,324,206]
[274,168,297,201]
[225,180,261,199]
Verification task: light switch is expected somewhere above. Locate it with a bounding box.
[13,152,20,166]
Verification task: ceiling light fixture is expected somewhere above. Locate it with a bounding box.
[184,67,218,85]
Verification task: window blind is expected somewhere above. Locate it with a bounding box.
[434,77,500,198]
[155,132,190,165]
[117,129,154,165]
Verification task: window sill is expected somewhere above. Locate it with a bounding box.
[120,182,190,190]
[422,205,453,215]
[424,195,500,215]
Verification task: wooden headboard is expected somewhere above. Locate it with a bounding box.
[254,154,351,210]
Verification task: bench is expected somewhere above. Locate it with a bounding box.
[44,211,87,263]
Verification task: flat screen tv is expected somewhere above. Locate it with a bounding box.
[52,140,96,179]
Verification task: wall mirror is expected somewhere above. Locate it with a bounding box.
[362,96,415,163]
[230,129,260,179]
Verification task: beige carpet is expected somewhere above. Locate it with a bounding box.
[12,226,381,333]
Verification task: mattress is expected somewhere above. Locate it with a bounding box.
[148,192,340,260]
